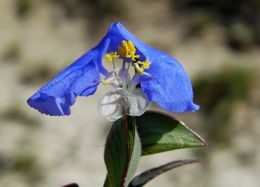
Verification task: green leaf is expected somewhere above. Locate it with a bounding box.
[103,175,112,187]
[136,111,207,155]
[129,160,198,187]
[104,116,141,187]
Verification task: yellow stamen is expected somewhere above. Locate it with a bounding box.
[109,40,150,76]
[137,60,150,69]
[127,41,140,61]
[118,40,140,61]
[131,54,140,61]
[127,41,136,54]
[105,52,119,62]
[122,40,129,50]
[118,46,127,57]
[134,63,144,75]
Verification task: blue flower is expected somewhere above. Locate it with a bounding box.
[27,22,199,117]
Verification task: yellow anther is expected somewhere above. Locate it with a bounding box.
[105,52,119,62]
[118,40,139,61]
[122,40,129,50]
[118,40,130,58]
[131,54,140,61]
[118,45,127,57]
[127,41,140,61]
[127,41,136,54]
[113,40,149,76]
[137,60,150,69]
[134,63,144,75]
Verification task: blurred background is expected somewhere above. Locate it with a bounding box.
[0,0,260,186]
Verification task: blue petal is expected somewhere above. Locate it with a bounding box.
[140,50,199,112]
[27,50,100,116]
[105,22,199,112]
[93,37,111,77]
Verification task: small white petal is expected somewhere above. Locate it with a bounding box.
[126,89,150,116]
[98,91,123,121]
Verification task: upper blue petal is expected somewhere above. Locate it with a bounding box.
[105,22,153,61]
[106,22,199,112]
[27,50,100,116]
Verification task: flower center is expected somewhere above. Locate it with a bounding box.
[103,40,150,90]
[98,40,151,121]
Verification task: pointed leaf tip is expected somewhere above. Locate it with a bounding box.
[136,111,207,155]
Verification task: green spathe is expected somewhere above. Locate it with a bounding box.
[104,116,141,187]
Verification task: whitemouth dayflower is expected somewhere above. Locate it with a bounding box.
[27,22,199,121]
